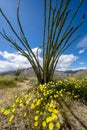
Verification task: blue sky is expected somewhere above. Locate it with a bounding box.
[0,0,87,72]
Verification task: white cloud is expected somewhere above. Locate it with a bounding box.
[0,51,30,72]
[71,67,87,71]
[78,48,85,54]
[56,54,78,71]
[0,47,42,72]
[77,35,87,48]
[0,60,18,72]
[0,49,79,72]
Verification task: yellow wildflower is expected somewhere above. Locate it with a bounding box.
[3,109,10,115]
[26,100,29,105]
[1,108,5,113]
[48,108,53,112]
[9,115,14,122]
[53,109,59,114]
[31,103,35,109]
[15,98,19,103]
[54,94,58,98]
[36,99,41,106]
[24,112,27,117]
[12,108,15,113]
[58,80,62,84]
[12,104,15,108]
[34,121,38,127]
[49,100,54,108]
[24,94,28,98]
[34,116,39,121]
[51,113,57,120]
[50,96,52,98]
[42,121,46,127]
[56,122,60,129]
[19,103,24,107]
[19,99,22,103]
[49,122,54,130]
[46,116,52,123]
[35,110,39,114]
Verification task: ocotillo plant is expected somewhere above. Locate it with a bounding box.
[0,0,85,84]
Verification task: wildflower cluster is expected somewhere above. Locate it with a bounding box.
[30,81,61,129]
[0,77,87,129]
[0,81,62,129]
[62,77,87,101]
[0,91,33,125]
[1,105,15,122]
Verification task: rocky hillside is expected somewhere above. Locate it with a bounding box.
[0,68,87,79]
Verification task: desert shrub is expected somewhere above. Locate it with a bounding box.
[0,76,17,89]
[55,77,87,103]
[15,76,28,82]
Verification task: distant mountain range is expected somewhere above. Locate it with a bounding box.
[0,68,87,78]
[54,69,87,79]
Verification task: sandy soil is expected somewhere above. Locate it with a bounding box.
[0,81,30,109]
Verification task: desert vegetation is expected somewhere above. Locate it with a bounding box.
[0,75,17,89]
[0,75,87,130]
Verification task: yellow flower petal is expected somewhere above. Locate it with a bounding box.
[42,121,46,127]
[56,122,60,129]
[34,121,38,127]
[49,122,54,130]
[9,115,14,122]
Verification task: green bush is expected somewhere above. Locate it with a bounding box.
[0,76,17,89]
[55,77,87,103]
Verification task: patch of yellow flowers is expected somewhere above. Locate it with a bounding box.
[0,78,87,129]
